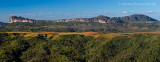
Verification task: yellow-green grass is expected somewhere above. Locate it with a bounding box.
[2,32,160,39]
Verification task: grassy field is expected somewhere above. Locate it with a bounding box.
[2,31,160,38]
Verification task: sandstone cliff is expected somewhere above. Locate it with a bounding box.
[9,16,35,23]
[55,14,157,23]
[9,14,158,23]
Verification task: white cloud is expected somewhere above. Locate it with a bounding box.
[121,11,128,14]
[145,11,153,13]
[134,11,154,14]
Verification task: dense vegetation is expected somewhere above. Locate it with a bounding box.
[0,21,160,32]
[1,14,159,32]
[1,32,160,62]
[0,22,7,27]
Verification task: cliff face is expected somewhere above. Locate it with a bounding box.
[56,15,111,23]
[9,16,35,23]
[9,14,158,23]
[56,14,157,23]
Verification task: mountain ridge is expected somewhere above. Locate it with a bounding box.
[0,22,7,27]
[56,14,158,23]
[9,14,158,23]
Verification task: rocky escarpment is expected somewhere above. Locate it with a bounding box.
[9,16,35,23]
[56,15,121,23]
[9,14,158,23]
[56,14,157,23]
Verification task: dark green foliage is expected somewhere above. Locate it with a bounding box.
[48,34,93,62]
[1,21,160,32]
[0,33,29,62]
[0,22,7,27]
[88,34,160,62]
[1,33,160,62]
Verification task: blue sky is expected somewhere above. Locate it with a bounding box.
[0,0,160,23]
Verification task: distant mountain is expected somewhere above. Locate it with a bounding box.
[56,15,122,23]
[9,14,158,24]
[2,14,160,32]
[121,14,158,21]
[0,22,7,27]
[56,14,158,23]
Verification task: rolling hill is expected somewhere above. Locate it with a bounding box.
[1,32,160,62]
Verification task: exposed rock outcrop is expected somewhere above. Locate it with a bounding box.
[56,15,114,23]
[9,16,35,23]
[9,14,158,23]
[56,14,157,23]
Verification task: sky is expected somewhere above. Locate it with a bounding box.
[0,0,160,23]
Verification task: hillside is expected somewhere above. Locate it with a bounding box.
[46,14,158,23]
[121,14,158,21]
[0,22,7,27]
[1,21,160,32]
[0,14,158,32]
[9,14,158,23]
[1,32,160,62]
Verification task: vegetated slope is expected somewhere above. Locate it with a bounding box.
[54,14,158,23]
[2,21,160,32]
[9,14,158,23]
[1,32,160,62]
[1,14,159,32]
[0,22,7,27]
[121,14,158,21]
